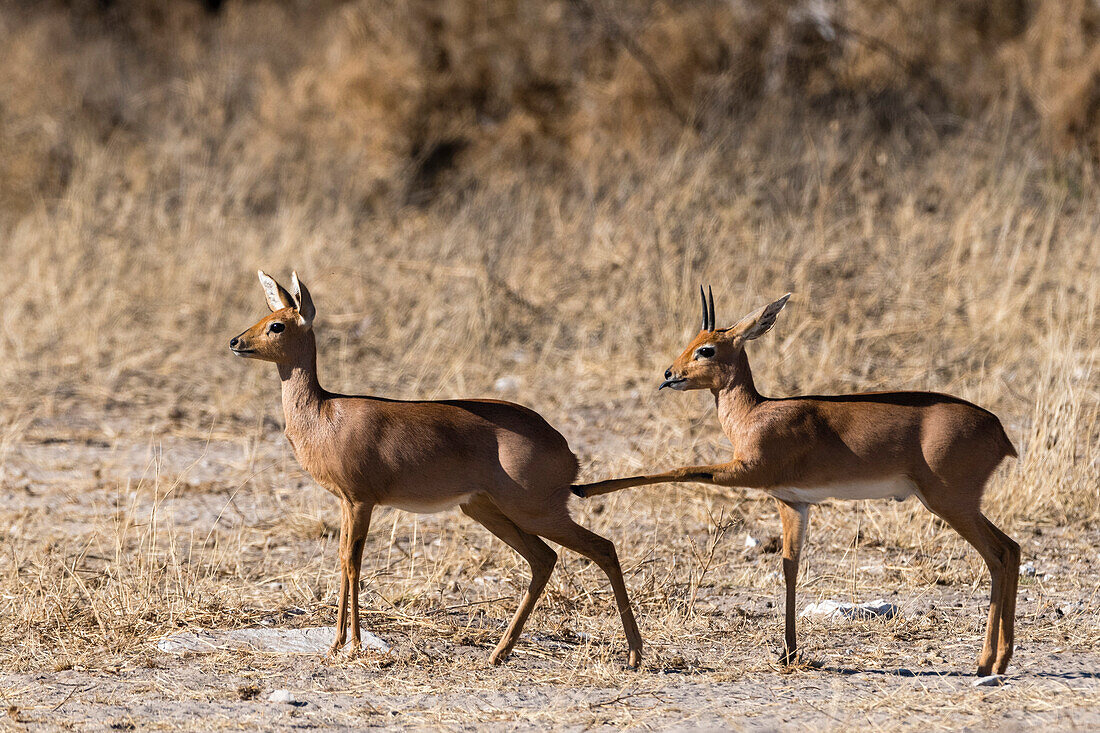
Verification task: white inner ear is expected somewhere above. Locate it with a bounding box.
[736,294,791,340]
[290,271,303,310]
[258,270,293,312]
[261,283,283,311]
[741,317,774,340]
[290,270,316,325]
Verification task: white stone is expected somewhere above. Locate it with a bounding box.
[971,675,1006,687]
[744,535,760,548]
[267,690,299,704]
[156,626,390,654]
[800,598,898,621]
[1019,563,1037,577]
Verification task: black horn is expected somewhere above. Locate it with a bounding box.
[707,286,715,331]
[700,285,709,331]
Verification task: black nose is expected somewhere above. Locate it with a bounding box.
[230,337,239,348]
[664,369,672,379]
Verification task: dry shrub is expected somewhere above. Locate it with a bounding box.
[3,1,1100,225]
[1001,0,1100,151]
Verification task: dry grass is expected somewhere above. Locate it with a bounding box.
[1,0,1099,729]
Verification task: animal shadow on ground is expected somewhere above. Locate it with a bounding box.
[828,666,1100,680]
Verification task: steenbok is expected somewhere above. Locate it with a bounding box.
[231,271,642,667]
[574,287,1019,675]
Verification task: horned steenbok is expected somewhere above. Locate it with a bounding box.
[230,271,643,667]
[573,287,1019,675]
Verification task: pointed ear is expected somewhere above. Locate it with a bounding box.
[290,271,315,326]
[258,270,295,312]
[729,293,791,341]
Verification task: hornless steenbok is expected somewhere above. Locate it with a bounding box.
[230,271,643,667]
[573,288,1020,676]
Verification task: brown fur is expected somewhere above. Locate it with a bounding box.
[574,291,1019,676]
[231,271,642,667]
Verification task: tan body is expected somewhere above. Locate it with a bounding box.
[282,372,576,514]
[575,290,1019,676]
[233,271,642,666]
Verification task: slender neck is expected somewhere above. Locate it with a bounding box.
[277,331,324,415]
[712,347,762,411]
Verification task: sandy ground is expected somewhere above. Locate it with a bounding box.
[6,657,1100,731]
[2,421,1099,730]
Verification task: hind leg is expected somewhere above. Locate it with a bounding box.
[507,503,643,668]
[461,496,558,664]
[982,515,1020,674]
[920,491,1016,675]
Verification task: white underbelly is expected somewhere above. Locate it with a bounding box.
[386,493,473,515]
[767,476,919,505]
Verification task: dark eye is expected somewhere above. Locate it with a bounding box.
[696,346,715,359]
[269,322,285,334]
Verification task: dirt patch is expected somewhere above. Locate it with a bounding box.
[2,427,1098,729]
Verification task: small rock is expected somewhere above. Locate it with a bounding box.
[801,598,898,620]
[972,675,1006,687]
[157,627,389,655]
[1019,563,1037,577]
[744,535,760,548]
[268,690,304,705]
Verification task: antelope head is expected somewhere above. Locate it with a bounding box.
[658,287,791,391]
[229,270,317,364]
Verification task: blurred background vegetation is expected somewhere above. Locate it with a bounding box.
[4,0,1099,224]
[1,0,1096,516]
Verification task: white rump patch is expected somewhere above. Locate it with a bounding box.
[768,476,918,505]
